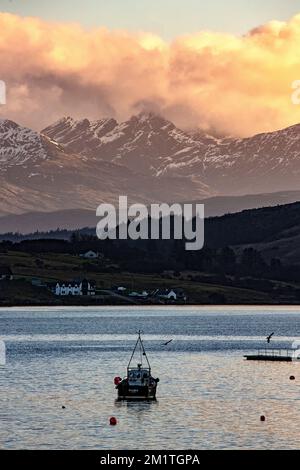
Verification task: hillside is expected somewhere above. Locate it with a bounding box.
[2,201,300,267]
[2,201,300,305]
[205,201,300,265]
[1,190,300,234]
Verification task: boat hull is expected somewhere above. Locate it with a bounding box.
[117,382,157,400]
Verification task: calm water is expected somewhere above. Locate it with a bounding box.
[1,306,300,450]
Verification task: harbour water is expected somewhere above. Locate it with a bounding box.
[0,306,300,449]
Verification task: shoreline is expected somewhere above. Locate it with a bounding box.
[1,302,300,309]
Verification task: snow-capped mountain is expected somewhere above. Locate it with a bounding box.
[43,116,118,157]
[43,112,208,174]
[0,117,209,216]
[158,122,300,194]
[0,119,54,168]
[43,112,300,195]
[1,112,300,217]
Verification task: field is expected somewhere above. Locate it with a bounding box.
[0,250,297,306]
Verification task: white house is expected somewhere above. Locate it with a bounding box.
[80,251,99,259]
[117,287,127,293]
[160,289,177,301]
[152,288,186,302]
[55,279,96,296]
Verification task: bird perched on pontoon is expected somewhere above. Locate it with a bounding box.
[266,332,275,344]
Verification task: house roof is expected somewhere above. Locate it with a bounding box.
[58,282,81,288]
[154,288,175,295]
[56,279,96,287]
[152,288,185,297]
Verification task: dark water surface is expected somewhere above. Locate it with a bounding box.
[0,306,300,449]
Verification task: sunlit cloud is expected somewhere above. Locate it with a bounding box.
[0,12,300,136]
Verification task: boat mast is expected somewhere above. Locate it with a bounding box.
[127,330,151,372]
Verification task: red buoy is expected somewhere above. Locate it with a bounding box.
[290,375,296,381]
[114,376,122,386]
[260,415,266,422]
[110,417,117,426]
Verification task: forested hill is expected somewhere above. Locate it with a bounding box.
[2,201,300,266]
[205,201,300,249]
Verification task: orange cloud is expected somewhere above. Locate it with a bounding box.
[0,12,300,136]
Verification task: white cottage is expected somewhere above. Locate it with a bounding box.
[55,279,96,296]
[160,289,177,301]
[152,288,186,301]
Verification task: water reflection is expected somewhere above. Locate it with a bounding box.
[114,399,158,411]
[1,307,300,449]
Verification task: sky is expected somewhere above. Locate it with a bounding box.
[0,0,299,39]
[1,1,300,136]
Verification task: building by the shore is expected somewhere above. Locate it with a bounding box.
[52,279,96,296]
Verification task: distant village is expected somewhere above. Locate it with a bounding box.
[2,223,298,306]
[0,250,187,305]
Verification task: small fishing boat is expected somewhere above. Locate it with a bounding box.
[115,331,159,400]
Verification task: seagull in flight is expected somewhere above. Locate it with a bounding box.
[163,339,173,346]
[266,332,275,344]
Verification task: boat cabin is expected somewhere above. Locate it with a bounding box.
[128,364,151,387]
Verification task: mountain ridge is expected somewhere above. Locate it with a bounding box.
[43,112,300,194]
[1,112,300,217]
[0,115,210,216]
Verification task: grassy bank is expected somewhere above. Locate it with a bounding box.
[0,250,296,306]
